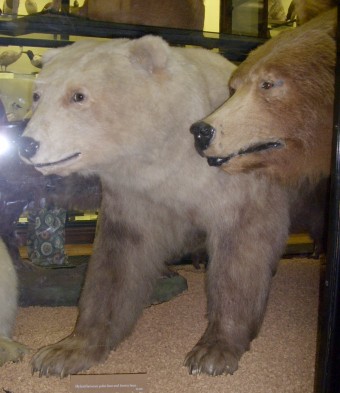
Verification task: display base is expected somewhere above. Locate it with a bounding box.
[17,256,188,307]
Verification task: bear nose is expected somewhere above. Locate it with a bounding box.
[190,121,216,153]
[19,136,40,159]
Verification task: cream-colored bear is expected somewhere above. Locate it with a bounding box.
[20,35,291,378]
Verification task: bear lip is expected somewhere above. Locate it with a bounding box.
[34,152,81,168]
[207,141,284,167]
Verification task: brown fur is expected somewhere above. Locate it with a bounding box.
[192,8,336,187]
[190,6,336,253]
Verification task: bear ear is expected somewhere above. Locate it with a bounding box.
[129,35,170,74]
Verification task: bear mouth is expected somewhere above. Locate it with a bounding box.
[207,141,284,167]
[34,152,81,169]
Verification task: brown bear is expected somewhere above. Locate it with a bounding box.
[20,35,291,378]
[190,8,336,185]
[190,7,336,254]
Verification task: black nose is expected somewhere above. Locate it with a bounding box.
[19,136,40,159]
[190,121,215,153]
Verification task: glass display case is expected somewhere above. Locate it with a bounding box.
[0,0,293,247]
[0,0,314,281]
[1,3,338,392]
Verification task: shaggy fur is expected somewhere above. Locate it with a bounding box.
[191,8,336,185]
[19,35,292,378]
[189,6,336,254]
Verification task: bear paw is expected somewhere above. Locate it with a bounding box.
[184,342,239,376]
[31,335,110,377]
[0,337,29,366]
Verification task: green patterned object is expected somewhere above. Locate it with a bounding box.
[27,208,68,267]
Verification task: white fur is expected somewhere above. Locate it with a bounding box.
[0,237,27,366]
[21,36,291,377]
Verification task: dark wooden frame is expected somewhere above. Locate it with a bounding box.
[314,7,340,393]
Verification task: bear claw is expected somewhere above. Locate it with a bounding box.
[184,342,239,376]
[0,337,29,366]
[31,334,110,377]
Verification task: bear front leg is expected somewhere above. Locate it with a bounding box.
[0,337,28,366]
[185,196,289,376]
[0,238,29,366]
[31,210,160,377]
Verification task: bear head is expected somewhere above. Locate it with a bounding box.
[190,9,336,186]
[20,35,232,179]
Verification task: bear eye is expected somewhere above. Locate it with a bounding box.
[32,92,40,102]
[72,92,86,103]
[261,81,275,90]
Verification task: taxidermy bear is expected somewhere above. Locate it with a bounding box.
[19,15,336,373]
[19,33,298,378]
[190,4,336,257]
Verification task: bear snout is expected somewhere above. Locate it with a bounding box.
[190,121,215,155]
[19,136,40,159]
